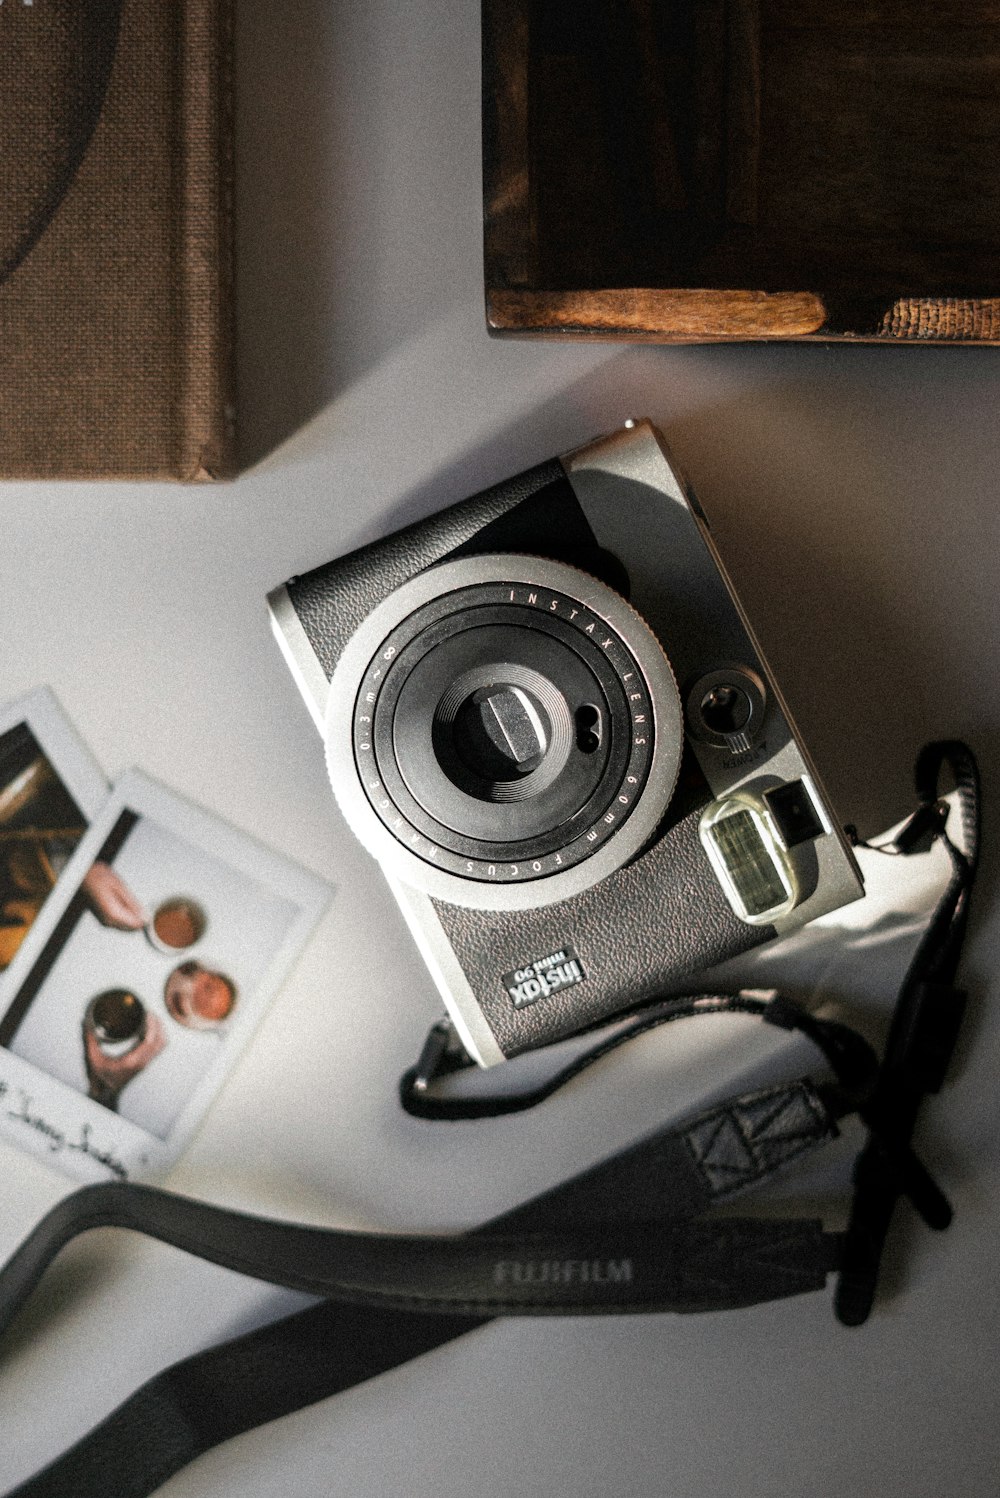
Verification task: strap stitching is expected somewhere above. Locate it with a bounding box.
[684,1084,833,1197]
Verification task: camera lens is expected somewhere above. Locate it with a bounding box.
[382,620,621,847]
[326,555,683,911]
[419,649,577,813]
[452,684,548,781]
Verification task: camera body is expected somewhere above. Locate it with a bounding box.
[269,421,863,1066]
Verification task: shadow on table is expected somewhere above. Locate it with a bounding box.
[234,0,480,471]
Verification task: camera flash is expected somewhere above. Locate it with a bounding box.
[699,795,799,925]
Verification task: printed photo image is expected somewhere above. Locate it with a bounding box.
[0,688,108,975]
[0,770,329,1176]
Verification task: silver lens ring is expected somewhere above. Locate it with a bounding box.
[325,554,683,911]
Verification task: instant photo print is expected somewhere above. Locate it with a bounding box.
[0,770,329,1182]
[0,688,107,983]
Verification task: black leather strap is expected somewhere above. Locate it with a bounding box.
[4,1213,840,1498]
[3,1083,845,1498]
[0,1071,847,1341]
[4,1105,843,1498]
[7,1300,484,1498]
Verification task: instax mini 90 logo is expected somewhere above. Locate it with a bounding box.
[502,946,586,1009]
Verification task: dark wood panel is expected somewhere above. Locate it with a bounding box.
[758,38,1000,247]
[482,0,1000,342]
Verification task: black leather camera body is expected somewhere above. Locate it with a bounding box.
[268,421,863,1065]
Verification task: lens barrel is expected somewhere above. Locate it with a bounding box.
[326,556,683,911]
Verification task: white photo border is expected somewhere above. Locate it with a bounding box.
[0,768,330,1183]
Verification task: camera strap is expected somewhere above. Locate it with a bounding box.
[1,742,979,1498]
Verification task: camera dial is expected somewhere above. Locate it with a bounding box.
[325,555,683,910]
[686,665,767,757]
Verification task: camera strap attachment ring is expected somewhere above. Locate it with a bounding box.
[887,798,951,856]
[411,1016,475,1093]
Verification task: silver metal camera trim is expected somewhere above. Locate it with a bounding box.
[323,553,684,912]
[268,582,330,734]
[562,420,864,933]
[386,873,506,1065]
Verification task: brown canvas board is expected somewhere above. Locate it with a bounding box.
[0,0,234,480]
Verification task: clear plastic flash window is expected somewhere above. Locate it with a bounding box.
[699,795,799,925]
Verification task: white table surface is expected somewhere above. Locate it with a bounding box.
[2,1,999,1493]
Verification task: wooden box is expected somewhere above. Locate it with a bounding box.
[483,0,1000,343]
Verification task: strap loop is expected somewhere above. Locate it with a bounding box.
[401,990,878,1122]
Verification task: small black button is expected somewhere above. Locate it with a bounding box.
[765,780,825,848]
